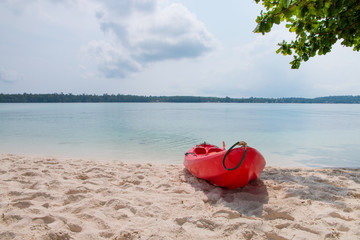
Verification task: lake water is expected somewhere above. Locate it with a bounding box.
[1,103,359,168]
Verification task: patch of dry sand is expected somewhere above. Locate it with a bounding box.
[0,154,359,239]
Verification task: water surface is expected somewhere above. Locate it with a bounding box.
[1,103,359,167]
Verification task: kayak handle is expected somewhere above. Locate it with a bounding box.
[223,141,248,171]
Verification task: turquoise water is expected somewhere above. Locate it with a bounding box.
[1,103,359,167]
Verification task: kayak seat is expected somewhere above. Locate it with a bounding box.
[194,147,206,155]
[208,148,223,154]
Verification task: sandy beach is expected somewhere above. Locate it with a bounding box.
[0,154,359,240]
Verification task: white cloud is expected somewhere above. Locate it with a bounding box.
[86,0,218,78]
[2,0,217,80]
[101,0,156,17]
[85,40,142,78]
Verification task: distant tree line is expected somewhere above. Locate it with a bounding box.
[0,93,359,103]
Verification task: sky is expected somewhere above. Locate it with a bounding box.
[0,0,359,98]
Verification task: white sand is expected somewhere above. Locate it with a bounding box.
[0,154,359,240]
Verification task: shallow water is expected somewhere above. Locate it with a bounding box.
[1,103,359,167]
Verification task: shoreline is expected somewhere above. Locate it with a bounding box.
[1,154,359,239]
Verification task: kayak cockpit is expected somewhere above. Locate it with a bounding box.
[192,144,225,156]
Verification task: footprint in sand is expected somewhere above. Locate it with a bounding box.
[263,207,295,221]
[47,230,71,240]
[32,215,56,224]
[156,183,171,191]
[212,209,241,219]
[63,194,86,205]
[12,201,32,209]
[21,171,38,177]
[65,186,90,195]
[265,232,288,240]
[329,212,354,221]
[67,223,82,233]
[195,218,218,231]
[76,173,89,180]
[2,214,23,225]
[174,217,189,226]
[8,191,22,196]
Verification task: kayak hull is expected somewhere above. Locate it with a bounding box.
[184,143,266,189]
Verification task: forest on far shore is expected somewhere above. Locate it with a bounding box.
[0,93,359,104]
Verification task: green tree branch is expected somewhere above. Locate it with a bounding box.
[254,0,360,69]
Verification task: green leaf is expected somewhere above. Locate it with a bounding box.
[274,16,281,25]
[302,54,309,62]
[300,6,308,18]
[285,0,292,8]
[253,23,261,33]
[290,57,301,69]
[308,6,317,15]
[283,9,295,19]
[281,0,292,8]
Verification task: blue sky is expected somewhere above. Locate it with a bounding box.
[0,0,359,98]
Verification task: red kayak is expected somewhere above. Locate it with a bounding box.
[184,141,266,189]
